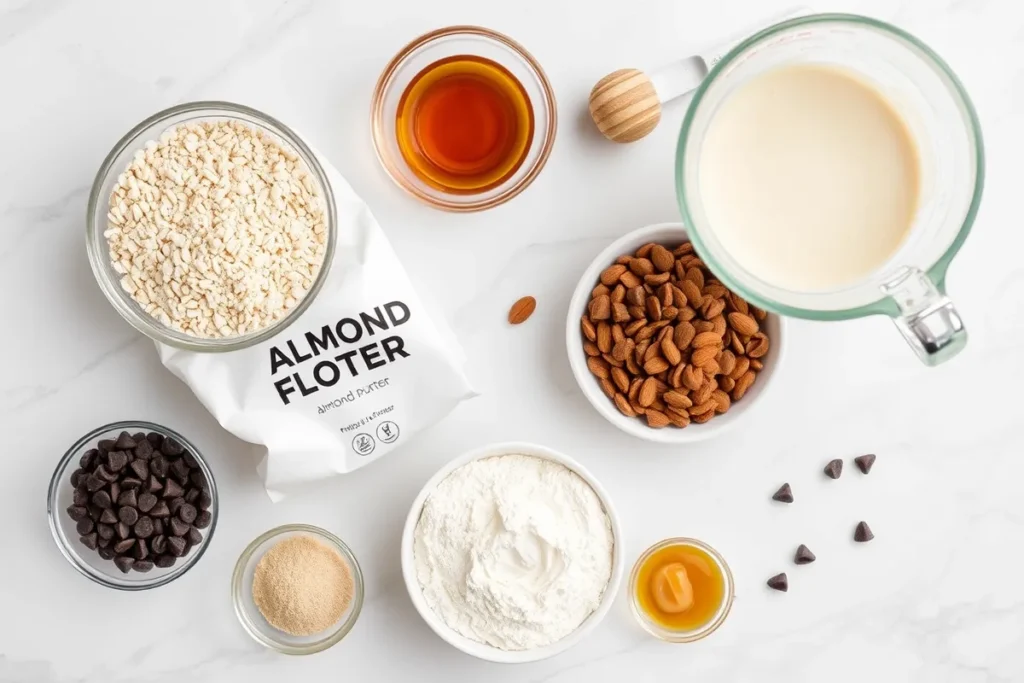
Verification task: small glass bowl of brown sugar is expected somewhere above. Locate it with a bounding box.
[232,524,364,654]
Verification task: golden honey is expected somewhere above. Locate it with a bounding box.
[634,542,726,631]
[395,55,534,194]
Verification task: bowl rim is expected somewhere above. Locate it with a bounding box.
[46,420,219,591]
[400,441,624,663]
[231,523,366,655]
[565,222,785,444]
[370,25,558,212]
[86,100,338,352]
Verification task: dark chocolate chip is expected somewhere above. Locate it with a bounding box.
[134,439,154,460]
[97,523,115,541]
[151,535,167,554]
[146,432,163,448]
[76,518,95,535]
[66,505,88,521]
[162,479,184,500]
[152,518,164,536]
[168,536,187,557]
[99,508,118,525]
[113,556,134,573]
[97,536,111,548]
[190,470,208,491]
[97,438,116,453]
[96,464,118,483]
[794,544,816,565]
[161,436,185,456]
[178,503,197,524]
[132,431,147,443]
[98,547,115,560]
[134,516,155,539]
[80,449,99,469]
[118,506,139,526]
[116,521,131,540]
[854,454,876,475]
[170,459,190,485]
[150,501,170,517]
[70,469,83,488]
[91,490,112,510]
[187,526,203,546]
[194,510,212,529]
[183,452,198,469]
[79,533,98,550]
[107,450,129,472]
[87,504,103,522]
[823,459,843,479]
[133,560,154,573]
[134,538,148,561]
[85,474,107,492]
[169,497,184,516]
[137,493,157,512]
[118,489,138,508]
[184,489,199,505]
[113,539,136,555]
[147,475,163,493]
[114,431,137,450]
[767,573,788,592]
[108,482,120,505]
[129,459,149,481]
[854,521,874,542]
[73,488,89,506]
[772,483,794,503]
[150,456,168,478]
[169,517,190,537]
[155,554,176,568]
[121,476,143,490]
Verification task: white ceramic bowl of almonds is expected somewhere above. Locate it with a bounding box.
[86,101,337,352]
[566,222,784,443]
[401,442,625,663]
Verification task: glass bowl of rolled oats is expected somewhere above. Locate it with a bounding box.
[87,101,337,351]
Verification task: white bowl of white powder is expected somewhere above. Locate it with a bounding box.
[402,442,623,663]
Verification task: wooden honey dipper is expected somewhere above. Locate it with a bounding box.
[588,8,808,143]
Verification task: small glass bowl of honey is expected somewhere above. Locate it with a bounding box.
[371,25,557,212]
[629,538,735,642]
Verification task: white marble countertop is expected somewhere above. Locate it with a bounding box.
[3,0,1023,680]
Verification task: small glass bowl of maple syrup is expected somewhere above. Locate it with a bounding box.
[629,538,735,642]
[371,25,557,212]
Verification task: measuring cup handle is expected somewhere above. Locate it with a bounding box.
[882,267,967,366]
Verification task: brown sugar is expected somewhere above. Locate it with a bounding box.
[252,535,354,636]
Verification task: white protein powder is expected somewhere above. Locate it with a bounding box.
[413,454,614,651]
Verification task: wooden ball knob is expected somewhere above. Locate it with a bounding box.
[588,68,662,143]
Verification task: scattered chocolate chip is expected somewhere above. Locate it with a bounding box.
[190,470,207,490]
[184,488,199,505]
[80,449,98,469]
[113,539,136,555]
[854,521,874,542]
[67,505,88,521]
[113,556,134,573]
[150,501,170,517]
[134,516,155,539]
[152,519,164,536]
[80,532,98,550]
[854,454,876,474]
[91,490,112,510]
[823,459,843,479]
[170,459,190,485]
[97,439,116,453]
[85,474,106,492]
[194,510,212,529]
[98,547,115,560]
[134,538,148,560]
[97,523,115,541]
[118,506,139,526]
[147,475,163,493]
[794,544,816,565]
[99,508,118,525]
[154,554,176,568]
[73,488,89,506]
[76,518,95,535]
[129,459,149,481]
[70,469,83,488]
[133,560,154,573]
[118,489,138,508]
[134,439,154,460]
[137,493,157,513]
[187,526,203,546]
[151,535,167,554]
[767,573,788,592]
[178,503,197,525]
[772,483,794,503]
[161,437,185,456]
[121,476,143,490]
[114,431,137,450]
[167,536,187,557]
[183,452,198,469]
[116,521,131,540]
[162,479,184,499]
[169,517,190,537]
[198,491,212,510]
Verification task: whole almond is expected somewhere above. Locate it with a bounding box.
[646,409,671,428]
[626,353,641,375]
[692,410,715,424]
[592,284,610,298]
[750,358,763,371]
[702,359,721,377]
[597,322,612,353]
[658,283,673,308]
[747,332,770,359]
[661,337,682,365]
[728,312,759,336]
[711,315,727,337]
[693,331,724,349]
[646,295,662,321]
[614,393,636,417]
[620,271,641,288]
[630,399,646,415]
[671,285,688,308]
[629,257,655,277]
[612,324,625,344]
[674,321,696,350]
[663,390,693,409]
[508,296,537,324]
[691,345,718,368]
[729,293,749,315]
[635,325,656,343]
[666,411,691,428]
[581,316,597,342]
[599,379,617,399]
[634,339,650,361]
[587,356,610,379]
[635,243,657,258]
[685,266,705,289]
[603,353,623,368]
[610,284,626,304]
[703,298,726,320]
[673,242,695,257]
[628,305,646,319]
[677,305,697,322]
[751,305,768,321]
[611,366,630,393]
[683,365,704,391]
[719,350,737,376]
[624,319,645,337]
[611,338,630,363]
[627,286,646,306]
[643,341,662,364]
[583,341,601,357]
[644,357,670,375]
[628,377,643,402]
[730,355,750,380]
[704,284,727,299]
[719,375,736,392]
[712,389,731,413]
[616,254,632,265]
[645,272,671,286]
[601,264,627,286]
[611,302,630,323]
[589,295,611,321]
[732,370,756,400]
[669,363,685,388]
[730,330,746,355]
[638,377,658,407]
[681,280,703,309]
[660,305,677,321]
[694,378,717,405]
[689,399,718,416]
[650,245,675,273]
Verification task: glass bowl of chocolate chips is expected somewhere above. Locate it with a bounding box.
[47,421,218,590]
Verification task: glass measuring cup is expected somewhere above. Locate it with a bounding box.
[677,14,983,365]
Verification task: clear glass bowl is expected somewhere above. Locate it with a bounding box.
[86,101,338,352]
[628,538,735,642]
[371,26,557,212]
[232,524,365,655]
[47,421,219,590]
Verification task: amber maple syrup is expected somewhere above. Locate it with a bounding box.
[396,55,534,194]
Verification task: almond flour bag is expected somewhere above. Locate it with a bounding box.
[157,158,475,501]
